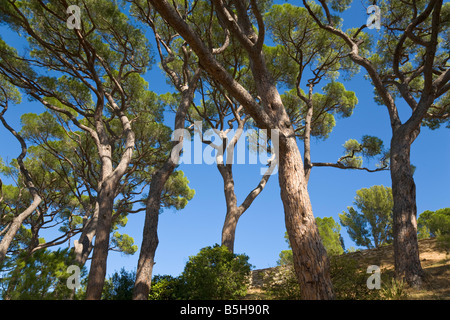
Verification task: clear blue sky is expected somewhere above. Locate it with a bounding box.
[0,0,449,279]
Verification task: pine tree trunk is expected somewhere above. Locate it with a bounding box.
[218,164,240,253]
[132,77,198,299]
[302,88,314,183]
[0,194,41,264]
[132,162,175,300]
[390,131,424,287]
[221,210,240,253]
[278,132,335,299]
[85,183,116,300]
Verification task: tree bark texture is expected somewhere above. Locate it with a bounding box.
[85,182,116,300]
[278,131,335,299]
[218,164,241,253]
[0,194,41,264]
[390,130,424,286]
[132,162,174,300]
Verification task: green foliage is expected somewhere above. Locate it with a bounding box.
[178,244,252,300]
[0,74,21,106]
[329,255,381,300]
[162,171,195,210]
[418,208,450,252]
[277,249,293,267]
[278,216,344,266]
[417,208,450,239]
[340,185,393,249]
[0,248,86,300]
[266,3,359,144]
[148,275,184,300]
[111,232,138,255]
[436,234,450,253]
[277,232,293,266]
[316,217,345,256]
[266,255,400,300]
[102,268,136,300]
[363,0,450,128]
[341,136,388,169]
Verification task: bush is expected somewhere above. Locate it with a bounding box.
[418,208,450,238]
[436,234,450,253]
[178,244,252,300]
[102,268,135,300]
[329,255,382,300]
[148,275,183,300]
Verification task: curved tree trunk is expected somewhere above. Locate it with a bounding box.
[218,164,240,253]
[85,183,116,300]
[219,161,274,253]
[390,130,424,287]
[0,194,41,264]
[0,109,42,265]
[132,71,200,300]
[278,131,334,299]
[132,162,174,300]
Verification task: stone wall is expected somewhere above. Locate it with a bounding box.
[248,265,290,289]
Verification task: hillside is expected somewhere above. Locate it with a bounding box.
[247,238,450,300]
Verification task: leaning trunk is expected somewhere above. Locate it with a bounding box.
[278,131,335,300]
[85,182,116,300]
[0,194,41,264]
[302,86,314,183]
[218,164,240,253]
[249,51,334,300]
[390,130,423,287]
[132,163,175,300]
[132,76,198,299]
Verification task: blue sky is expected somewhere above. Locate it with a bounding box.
[0,0,449,280]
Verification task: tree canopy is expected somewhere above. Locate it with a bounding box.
[339,185,393,249]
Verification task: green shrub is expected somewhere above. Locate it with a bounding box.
[329,255,382,300]
[436,233,450,253]
[148,275,183,300]
[418,208,450,238]
[178,244,252,300]
[102,268,135,300]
